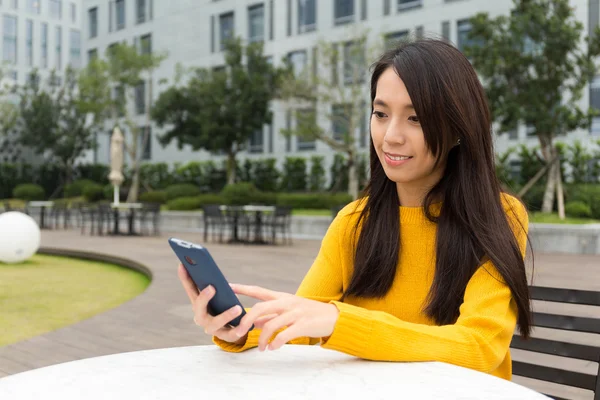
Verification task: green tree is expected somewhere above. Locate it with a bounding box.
[279,28,380,199]
[0,69,22,162]
[17,69,99,194]
[566,140,592,183]
[465,0,600,219]
[152,38,281,184]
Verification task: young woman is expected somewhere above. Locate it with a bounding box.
[178,38,532,380]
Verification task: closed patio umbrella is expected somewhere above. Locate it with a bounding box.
[108,126,124,205]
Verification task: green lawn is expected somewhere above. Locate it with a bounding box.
[529,212,599,224]
[0,254,150,346]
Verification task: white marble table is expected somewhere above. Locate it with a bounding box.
[0,345,549,400]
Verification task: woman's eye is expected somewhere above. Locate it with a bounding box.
[372,111,387,119]
[408,116,420,123]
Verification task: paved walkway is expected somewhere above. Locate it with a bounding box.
[0,229,599,398]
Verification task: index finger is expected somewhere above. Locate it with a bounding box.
[178,263,199,305]
[230,284,282,301]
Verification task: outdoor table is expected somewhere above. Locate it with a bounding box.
[110,202,143,235]
[219,204,276,244]
[26,201,54,229]
[0,345,549,400]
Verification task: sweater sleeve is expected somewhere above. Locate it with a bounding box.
[320,197,529,373]
[212,208,347,352]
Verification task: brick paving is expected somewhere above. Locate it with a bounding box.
[0,229,598,398]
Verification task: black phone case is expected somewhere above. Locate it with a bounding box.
[168,237,252,330]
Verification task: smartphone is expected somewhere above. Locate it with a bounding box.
[168,237,252,330]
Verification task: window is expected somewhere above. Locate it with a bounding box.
[383,0,390,16]
[442,20,450,40]
[55,26,62,70]
[332,104,350,142]
[11,0,17,9]
[590,76,600,135]
[88,7,98,38]
[457,19,482,53]
[508,128,519,140]
[298,0,316,33]
[360,0,366,20]
[137,0,149,24]
[385,30,408,50]
[3,15,17,64]
[343,41,365,84]
[219,12,234,50]
[249,128,263,153]
[26,20,33,66]
[41,22,48,67]
[69,29,81,68]
[248,4,264,43]
[113,85,125,117]
[138,126,152,160]
[135,81,145,114]
[27,0,40,13]
[116,0,125,30]
[87,48,97,62]
[525,124,536,138]
[334,0,353,25]
[398,0,422,11]
[296,109,316,150]
[287,50,307,78]
[71,2,76,22]
[139,34,151,54]
[50,0,62,19]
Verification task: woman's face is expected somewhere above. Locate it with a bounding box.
[370,67,445,193]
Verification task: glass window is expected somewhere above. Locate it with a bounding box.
[334,0,353,25]
[55,26,62,70]
[11,0,18,9]
[343,41,365,84]
[41,22,48,68]
[3,15,17,64]
[135,81,145,114]
[384,31,408,50]
[457,19,483,53]
[140,34,151,54]
[287,50,307,78]
[590,76,600,135]
[137,0,147,24]
[139,126,152,160]
[88,7,98,38]
[219,12,234,50]
[296,109,316,150]
[116,0,125,30]
[27,0,40,14]
[332,104,350,141]
[398,0,422,11]
[69,29,81,68]
[71,3,76,22]
[50,0,62,19]
[87,48,97,62]
[298,0,316,34]
[248,4,264,43]
[249,128,264,153]
[26,20,33,66]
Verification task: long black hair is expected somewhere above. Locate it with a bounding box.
[344,38,532,338]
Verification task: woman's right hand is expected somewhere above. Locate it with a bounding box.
[177,263,248,345]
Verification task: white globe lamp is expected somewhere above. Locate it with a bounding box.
[0,211,41,264]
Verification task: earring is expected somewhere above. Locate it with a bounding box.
[456,138,461,145]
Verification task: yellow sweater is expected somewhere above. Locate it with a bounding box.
[214,193,529,380]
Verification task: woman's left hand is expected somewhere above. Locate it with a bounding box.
[230,283,340,351]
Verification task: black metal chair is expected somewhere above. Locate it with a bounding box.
[136,202,161,236]
[78,203,98,235]
[263,205,293,245]
[202,204,229,243]
[510,286,600,400]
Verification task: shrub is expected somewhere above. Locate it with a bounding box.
[82,183,105,202]
[165,183,201,200]
[520,184,546,212]
[565,201,592,219]
[139,190,168,204]
[166,196,203,211]
[567,184,600,219]
[64,179,96,198]
[276,193,353,209]
[220,183,261,205]
[12,183,45,201]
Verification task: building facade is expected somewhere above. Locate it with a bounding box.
[83,0,599,180]
[0,0,82,163]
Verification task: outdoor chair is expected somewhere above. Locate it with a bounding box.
[263,205,293,245]
[78,203,98,235]
[135,202,161,236]
[202,204,230,243]
[510,285,600,400]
